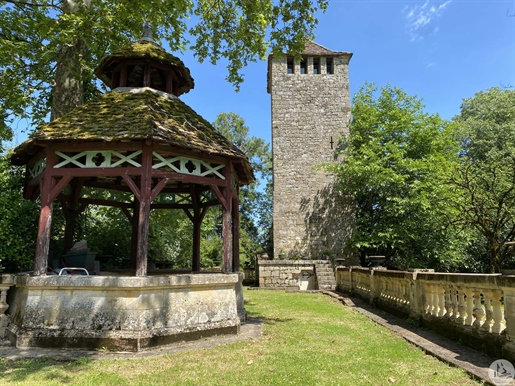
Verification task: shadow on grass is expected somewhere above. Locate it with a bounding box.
[0,356,93,384]
[344,294,496,373]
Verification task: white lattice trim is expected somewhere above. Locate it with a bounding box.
[152,152,225,179]
[155,193,192,204]
[29,158,46,178]
[54,150,142,168]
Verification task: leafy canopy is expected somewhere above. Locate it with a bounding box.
[325,83,464,270]
[0,0,328,141]
[451,87,515,272]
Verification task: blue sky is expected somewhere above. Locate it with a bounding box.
[7,0,515,149]
[178,0,515,148]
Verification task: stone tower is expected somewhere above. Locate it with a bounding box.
[268,41,355,260]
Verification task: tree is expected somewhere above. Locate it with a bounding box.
[451,88,515,272]
[212,112,272,265]
[0,154,39,272]
[0,0,328,141]
[324,83,465,270]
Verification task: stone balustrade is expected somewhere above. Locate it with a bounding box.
[336,267,515,362]
[0,274,15,339]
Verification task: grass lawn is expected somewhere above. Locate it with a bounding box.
[0,289,483,386]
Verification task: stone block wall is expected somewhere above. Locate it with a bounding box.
[268,47,356,261]
[6,273,242,352]
[258,260,321,289]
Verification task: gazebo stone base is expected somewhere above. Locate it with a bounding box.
[7,273,243,352]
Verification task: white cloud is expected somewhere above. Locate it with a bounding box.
[403,0,452,42]
[427,62,437,67]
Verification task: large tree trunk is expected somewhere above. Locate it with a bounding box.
[50,38,86,120]
[50,1,89,120]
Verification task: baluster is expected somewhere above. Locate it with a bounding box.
[457,289,466,324]
[491,290,504,334]
[482,290,493,332]
[444,286,454,318]
[439,286,446,317]
[424,284,433,314]
[0,286,10,339]
[464,288,474,326]
[432,285,440,316]
[472,289,485,328]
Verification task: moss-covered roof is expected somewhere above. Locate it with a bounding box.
[12,88,253,183]
[95,41,194,95]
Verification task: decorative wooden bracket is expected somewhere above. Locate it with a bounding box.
[150,177,169,202]
[209,184,228,211]
[122,172,140,201]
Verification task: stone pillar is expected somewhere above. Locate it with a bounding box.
[499,276,515,362]
[235,272,246,322]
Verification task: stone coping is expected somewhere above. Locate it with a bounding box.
[13,273,239,289]
[0,274,15,285]
[257,260,328,266]
[336,266,515,288]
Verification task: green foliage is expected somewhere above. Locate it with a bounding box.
[451,88,515,272]
[212,112,272,265]
[0,153,39,272]
[324,83,465,270]
[0,0,327,138]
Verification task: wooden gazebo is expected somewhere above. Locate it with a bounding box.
[11,32,253,277]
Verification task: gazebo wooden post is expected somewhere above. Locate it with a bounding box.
[232,190,240,272]
[130,199,140,269]
[222,165,234,273]
[34,148,58,276]
[135,144,153,276]
[62,178,85,252]
[191,186,201,272]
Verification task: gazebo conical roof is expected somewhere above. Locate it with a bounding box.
[12,88,253,184]
[95,41,195,96]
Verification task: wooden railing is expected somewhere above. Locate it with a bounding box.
[335,267,515,362]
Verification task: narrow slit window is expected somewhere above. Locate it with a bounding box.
[313,58,320,74]
[326,57,333,74]
[300,59,307,74]
[287,57,294,74]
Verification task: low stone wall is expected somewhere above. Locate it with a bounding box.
[336,267,515,362]
[258,260,324,289]
[6,273,243,352]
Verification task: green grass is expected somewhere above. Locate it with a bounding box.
[0,289,483,386]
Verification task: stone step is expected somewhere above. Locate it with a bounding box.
[314,263,337,291]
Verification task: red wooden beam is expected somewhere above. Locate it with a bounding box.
[122,172,141,201]
[191,186,201,272]
[209,184,228,211]
[33,147,58,276]
[222,164,234,273]
[232,192,240,272]
[135,144,153,276]
[150,177,169,202]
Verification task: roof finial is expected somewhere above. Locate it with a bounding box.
[140,22,156,44]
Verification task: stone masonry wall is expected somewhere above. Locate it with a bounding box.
[269,52,356,261]
[258,260,318,289]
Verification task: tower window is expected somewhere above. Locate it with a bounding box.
[313,58,320,74]
[287,56,294,74]
[326,57,334,74]
[300,59,307,74]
